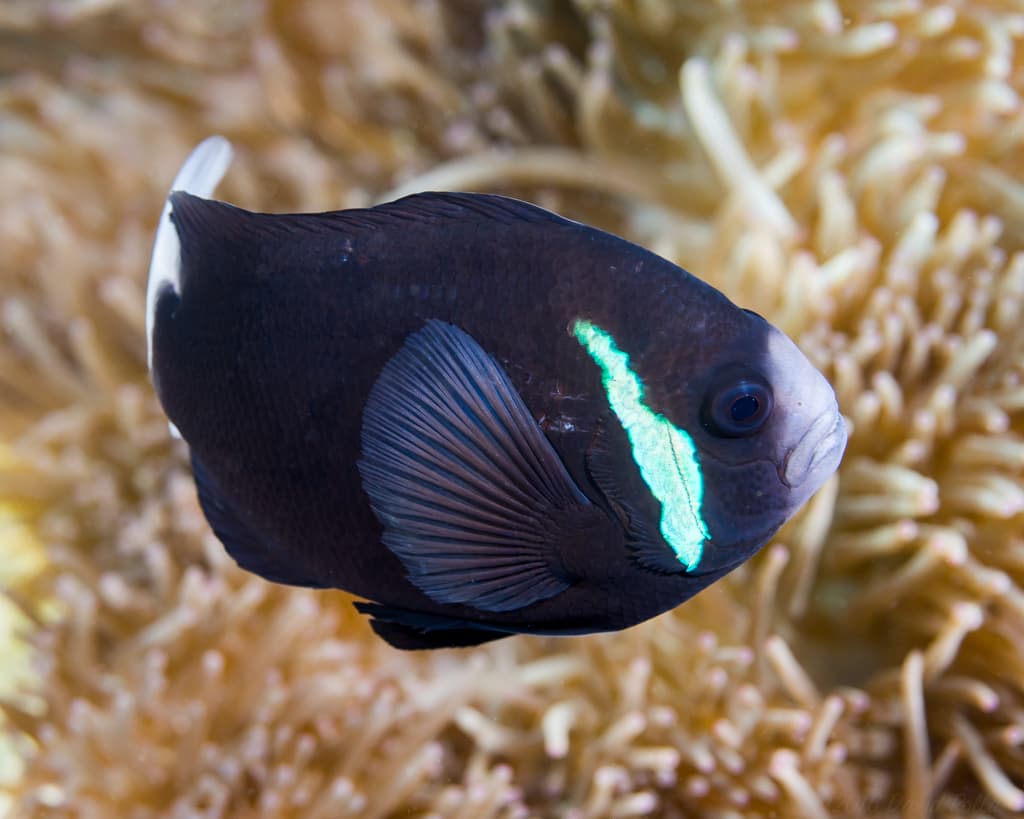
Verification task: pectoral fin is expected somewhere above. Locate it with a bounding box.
[358,320,611,613]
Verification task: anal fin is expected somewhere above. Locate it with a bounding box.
[190,451,327,588]
[354,602,506,650]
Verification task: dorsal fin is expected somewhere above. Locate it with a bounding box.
[166,188,573,246]
[352,190,570,228]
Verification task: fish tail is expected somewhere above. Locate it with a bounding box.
[145,136,234,374]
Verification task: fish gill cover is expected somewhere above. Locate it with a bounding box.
[572,318,709,571]
[0,0,1023,817]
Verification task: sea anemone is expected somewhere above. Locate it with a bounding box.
[2,0,1023,816]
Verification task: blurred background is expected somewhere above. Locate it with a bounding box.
[1,1,1024,816]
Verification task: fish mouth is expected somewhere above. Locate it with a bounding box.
[780,412,847,489]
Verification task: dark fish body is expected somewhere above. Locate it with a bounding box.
[148,138,846,649]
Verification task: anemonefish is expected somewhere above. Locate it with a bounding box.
[146,138,846,649]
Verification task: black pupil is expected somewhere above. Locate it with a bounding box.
[701,370,773,438]
[730,394,760,423]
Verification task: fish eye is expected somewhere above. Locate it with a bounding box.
[701,370,773,438]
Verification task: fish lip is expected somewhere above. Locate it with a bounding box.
[780,412,847,489]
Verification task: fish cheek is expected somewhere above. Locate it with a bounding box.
[584,422,660,530]
[695,454,789,567]
[583,416,704,576]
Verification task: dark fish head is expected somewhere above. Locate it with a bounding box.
[575,305,845,578]
[670,309,846,574]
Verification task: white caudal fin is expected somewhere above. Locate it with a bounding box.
[145,136,234,373]
[146,136,234,440]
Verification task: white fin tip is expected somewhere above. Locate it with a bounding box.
[145,136,234,372]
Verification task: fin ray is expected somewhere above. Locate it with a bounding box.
[359,321,604,613]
